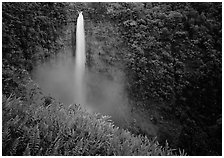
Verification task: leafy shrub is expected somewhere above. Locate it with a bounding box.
[2,73,186,156]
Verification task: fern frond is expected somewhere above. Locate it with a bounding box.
[63,141,70,156]
[34,125,41,154]
[52,138,61,155]
[23,143,31,156]
[179,148,187,156]
[10,137,20,155]
[2,128,11,147]
[45,134,61,155]
[28,124,40,155]
[36,147,43,156]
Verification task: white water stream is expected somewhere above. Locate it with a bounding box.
[74,12,86,106]
[31,12,161,141]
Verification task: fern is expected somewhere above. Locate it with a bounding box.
[28,124,40,155]
[2,128,11,150]
[23,144,31,156]
[63,141,70,156]
[52,138,61,156]
[34,125,41,154]
[45,134,61,155]
[36,147,43,156]
[10,137,20,155]
[2,83,186,156]
[179,149,187,156]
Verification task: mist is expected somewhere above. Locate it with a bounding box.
[32,47,131,127]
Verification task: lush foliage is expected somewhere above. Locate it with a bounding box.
[2,2,67,97]
[2,2,185,156]
[2,73,185,156]
[81,2,222,155]
[2,2,67,69]
[2,2,221,156]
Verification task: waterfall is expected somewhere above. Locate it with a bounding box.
[74,12,86,105]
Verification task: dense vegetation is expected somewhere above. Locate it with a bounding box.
[71,2,222,155]
[2,2,221,156]
[2,2,184,156]
[2,2,67,97]
[82,2,222,155]
[116,3,222,155]
[3,83,185,156]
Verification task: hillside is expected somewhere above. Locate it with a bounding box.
[2,23,183,156]
[2,2,222,156]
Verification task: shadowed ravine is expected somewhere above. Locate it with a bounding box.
[31,13,181,146]
[31,15,133,129]
[3,3,221,155]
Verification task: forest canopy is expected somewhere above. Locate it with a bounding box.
[2,2,222,156]
[106,3,222,155]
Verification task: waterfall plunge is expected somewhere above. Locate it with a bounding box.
[74,12,86,105]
